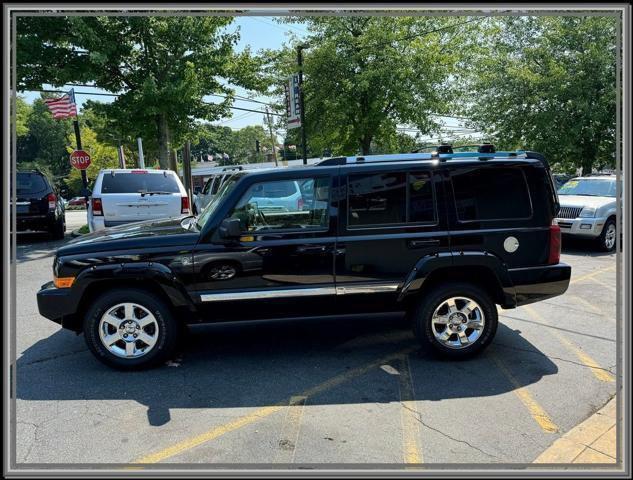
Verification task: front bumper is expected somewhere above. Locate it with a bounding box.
[508,263,572,306]
[37,281,78,329]
[556,216,606,238]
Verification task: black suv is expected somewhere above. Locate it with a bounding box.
[37,147,571,370]
[14,170,66,239]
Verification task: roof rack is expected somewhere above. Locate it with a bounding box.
[316,146,550,168]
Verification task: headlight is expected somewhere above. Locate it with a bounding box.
[579,207,597,218]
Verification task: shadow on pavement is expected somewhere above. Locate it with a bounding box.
[16,314,558,427]
[561,235,617,257]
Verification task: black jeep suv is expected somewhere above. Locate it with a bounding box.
[37,146,571,370]
[14,170,66,239]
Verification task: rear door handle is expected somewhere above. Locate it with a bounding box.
[408,239,440,248]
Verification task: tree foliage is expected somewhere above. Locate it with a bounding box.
[461,16,617,174]
[266,16,476,155]
[16,16,266,168]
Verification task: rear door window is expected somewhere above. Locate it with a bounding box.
[100,173,181,194]
[347,170,436,228]
[451,167,532,221]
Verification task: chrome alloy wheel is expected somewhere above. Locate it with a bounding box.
[431,296,486,349]
[98,303,159,358]
[209,264,237,280]
[605,223,616,250]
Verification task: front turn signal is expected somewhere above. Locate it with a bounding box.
[54,276,75,288]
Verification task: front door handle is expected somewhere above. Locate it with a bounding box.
[408,239,440,248]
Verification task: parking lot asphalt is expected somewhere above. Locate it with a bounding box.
[12,231,618,468]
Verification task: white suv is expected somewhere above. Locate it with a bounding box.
[88,169,190,232]
[556,174,619,251]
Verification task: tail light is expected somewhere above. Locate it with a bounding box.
[91,198,103,216]
[47,193,57,210]
[548,220,561,264]
[297,197,304,210]
[181,196,190,214]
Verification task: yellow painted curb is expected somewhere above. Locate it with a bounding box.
[534,397,617,464]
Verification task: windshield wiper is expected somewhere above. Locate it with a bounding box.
[139,191,172,196]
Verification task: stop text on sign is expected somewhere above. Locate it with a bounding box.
[69,150,91,170]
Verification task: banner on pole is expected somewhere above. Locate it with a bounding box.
[284,74,301,129]
[44,88,78,119]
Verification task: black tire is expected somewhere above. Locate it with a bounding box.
[50,217,65,240]
[596,218,617,252]
[411,282,498,359]
[83,288,179,370]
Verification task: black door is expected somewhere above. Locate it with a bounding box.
[335,164,450,314]
[192,174,337,322]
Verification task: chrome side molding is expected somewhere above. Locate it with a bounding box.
[200,283,401,302]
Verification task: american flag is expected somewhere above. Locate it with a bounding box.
[44,89,78,119]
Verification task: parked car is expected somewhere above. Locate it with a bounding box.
[37,146,571,370]
[193,166,243,215]
[556,174,619,251]
[68,196,88,207]
[87,169,190,232]
[13,170,66,239]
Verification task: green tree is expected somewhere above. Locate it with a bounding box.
[17,97,74,184]
[266,16,474,155]
[17,16,266,168]
[461,16,617,174]
[230,125,268,164]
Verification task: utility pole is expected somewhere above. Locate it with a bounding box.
[183,141,193,207]
[137,137,145,168]
[297,45,308,165]
[265,107,279,167]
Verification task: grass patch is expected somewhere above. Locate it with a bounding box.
[77,224,90,234]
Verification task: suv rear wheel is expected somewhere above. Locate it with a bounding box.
[50,216,65,240]
[412,283,498,359]
[83,289,179,370]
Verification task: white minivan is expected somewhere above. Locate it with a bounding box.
[88,169,190,232]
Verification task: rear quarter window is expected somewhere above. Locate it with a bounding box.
[451,166,532,221]
[100,172,181,194]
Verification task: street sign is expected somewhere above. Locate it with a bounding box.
[69,150,91,170]
[284,74,302,129]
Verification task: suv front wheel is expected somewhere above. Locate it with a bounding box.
[83,288,179,370]
[412,283,498,359]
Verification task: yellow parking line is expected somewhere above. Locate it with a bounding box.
[569,265,615,285]
[524,305,614,383]
[134,346,417,464]
[567,294,606,316]
[274,396,307,463]
[586,276,617,292]
[491,353,559,433]
[398,355,423,464]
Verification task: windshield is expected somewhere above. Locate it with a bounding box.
[16,172,48,195]
[195,173,244,230]
[558,178,616,197]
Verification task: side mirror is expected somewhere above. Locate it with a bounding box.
[219,217,242,238]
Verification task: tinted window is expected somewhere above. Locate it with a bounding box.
[348,172,406,226]
[100,172,181,194]
[408,172,435,223]
[16,172,49,194]
[452,167,532,221]
[229,177,329,232]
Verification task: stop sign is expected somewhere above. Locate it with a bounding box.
[69,150,91,170]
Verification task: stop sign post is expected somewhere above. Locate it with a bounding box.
[70,150,91,170]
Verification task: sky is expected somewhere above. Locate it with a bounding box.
[20,16,480,144]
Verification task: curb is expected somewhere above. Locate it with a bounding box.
[533,396,617,464]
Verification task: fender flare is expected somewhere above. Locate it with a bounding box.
[72,262,195,309]
[398,250,516,307]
